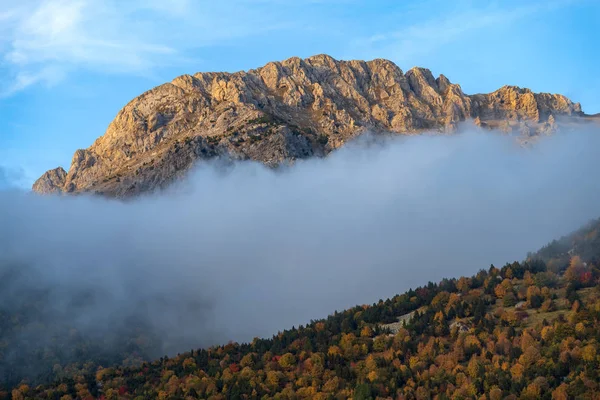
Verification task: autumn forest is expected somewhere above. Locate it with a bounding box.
[1,217,600,399]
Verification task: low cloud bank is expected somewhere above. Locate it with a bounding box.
[1,126,600,355]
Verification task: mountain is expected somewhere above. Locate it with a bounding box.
[32,54,589,197]
[14,218,600,399]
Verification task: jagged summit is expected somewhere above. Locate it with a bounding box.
[33,54,585,197]
[32,167,67,195]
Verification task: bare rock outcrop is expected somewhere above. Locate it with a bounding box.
[32,167,67,194]
[33,54,586,197]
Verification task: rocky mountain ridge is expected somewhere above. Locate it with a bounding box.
[33,54,590,197]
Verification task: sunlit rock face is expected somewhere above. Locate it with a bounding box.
[33,54,585,197]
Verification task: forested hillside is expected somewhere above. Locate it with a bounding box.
[0,263,164,394]
[4,218,600,399]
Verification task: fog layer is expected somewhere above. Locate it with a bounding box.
[2,127,600,353]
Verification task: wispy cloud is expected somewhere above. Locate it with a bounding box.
[0,0,180,95]
[2,66,65,97]
[0,0,293,96]
[353,0,576,66]
[0,165,26,189]
[0,0,579,96]
[6,1,177,67]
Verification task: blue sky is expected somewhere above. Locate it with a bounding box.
[1,0,599,188]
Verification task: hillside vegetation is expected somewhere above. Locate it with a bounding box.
[2,219,600,399]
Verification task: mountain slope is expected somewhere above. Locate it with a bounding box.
[32,54,587,197]
[17,218,600,399]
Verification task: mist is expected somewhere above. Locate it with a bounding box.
[2,125,600,361]
[0,165,23,190]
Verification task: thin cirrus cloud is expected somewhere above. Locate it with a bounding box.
[0,0,292,96]
[0,0,586,97]
[352,0,574,64]
[0,0,180,96]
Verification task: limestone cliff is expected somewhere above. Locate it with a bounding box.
[33,54,586,197]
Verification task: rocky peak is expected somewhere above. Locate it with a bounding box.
[32,54,588,197]
[32,167,67,194]
[436,74,452,92]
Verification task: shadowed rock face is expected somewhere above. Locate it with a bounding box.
[33,54,586,197]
